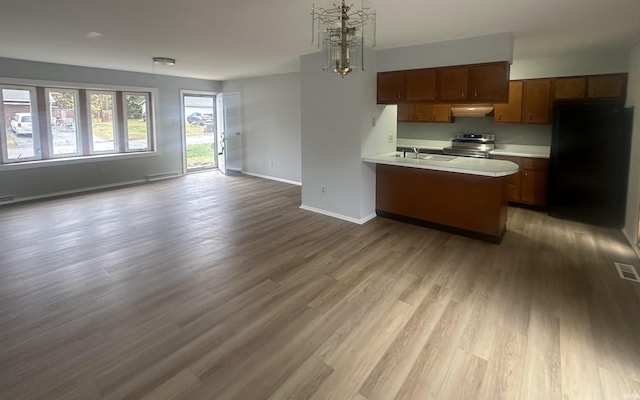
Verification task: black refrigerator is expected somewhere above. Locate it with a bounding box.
[548,100,633,228]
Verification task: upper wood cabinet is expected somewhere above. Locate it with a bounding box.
[468,62,510,103]
[494,80,523,123]
[377,61,510,104]
[377,71,405,103]
[553,77,586,99]
[587,73,627,98]
[522,79,552,124]
[377,69,437,103]
[398,103,451,122]
[553,74,627,100]
[439,62,510,103]
[404,69,437,101]
[439,67,469,102]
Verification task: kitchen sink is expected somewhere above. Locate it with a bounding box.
[419,154,456,161]
[389,153,456,161]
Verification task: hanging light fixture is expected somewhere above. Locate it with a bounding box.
[311,0,376,78]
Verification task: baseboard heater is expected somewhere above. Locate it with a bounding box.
[146,172,181,182]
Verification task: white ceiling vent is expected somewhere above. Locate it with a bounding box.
[615,262,640,282]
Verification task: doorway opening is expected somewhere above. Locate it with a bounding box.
[182,93,217,172]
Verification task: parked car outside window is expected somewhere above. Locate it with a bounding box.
[10,113,33,136]
[186,112,213,126]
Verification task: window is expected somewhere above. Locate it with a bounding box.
[47,88,80,157]
[1,86,41,163]
[88,91,117,153]
[124,92,150,151]
[0,82,155,166]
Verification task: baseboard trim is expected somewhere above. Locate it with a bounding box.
[147,172,181,182]
[243,171,301,186]
[300,204,376,225]
[0,176,180,206]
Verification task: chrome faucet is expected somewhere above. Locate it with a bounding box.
[413,147,420,158]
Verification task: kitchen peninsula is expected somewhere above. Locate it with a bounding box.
[363,153,519,242]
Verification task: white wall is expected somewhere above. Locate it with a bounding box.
[623,43,640,254]
[361,105,397,220]
[510,50,629,79]
[300,50,392,222]
[376,33,513,72]
[223,73,301,184]
[0,57,220,201]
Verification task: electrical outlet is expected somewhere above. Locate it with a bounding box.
[321,186,327,193]
[371,117,376,127]
[269,160,274,167]
[388,134,394,143]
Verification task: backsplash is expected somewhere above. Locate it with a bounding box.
[398,116,552,146]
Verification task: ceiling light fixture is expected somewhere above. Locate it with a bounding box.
[311,0,376,78]
[152,57,176,66]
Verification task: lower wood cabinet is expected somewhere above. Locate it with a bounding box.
[521,168,548,206]
[376,164,507,241]
[491,155,549,207]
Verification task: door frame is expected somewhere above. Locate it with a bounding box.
[179,89,219,174]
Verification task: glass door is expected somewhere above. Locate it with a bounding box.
[182,93,217,171]
[222,92,242,174]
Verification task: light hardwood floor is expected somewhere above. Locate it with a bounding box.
[1,171,640,400]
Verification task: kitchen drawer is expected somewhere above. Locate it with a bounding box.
[522,157,548,170]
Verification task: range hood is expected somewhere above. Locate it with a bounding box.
[450,105,494,117]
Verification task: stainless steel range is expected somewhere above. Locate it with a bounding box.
[442,133,495,158]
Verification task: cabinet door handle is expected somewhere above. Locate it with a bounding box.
[461,89,465,97]
[498,114,502,121]
[432,114,436,121]
[474,88,478,97]
[529,113,533,121]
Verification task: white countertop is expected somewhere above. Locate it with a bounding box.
[490,144,550,158]
[396,139,550,158]
[363,152,519,177]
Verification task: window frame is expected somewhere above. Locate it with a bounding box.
[0,85,42,164]
[0,78,157,170]
[45,87,82,158]
[123,92,151,152]
[87,90,118,155]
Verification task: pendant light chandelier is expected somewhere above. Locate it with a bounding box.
[311,0,376,78]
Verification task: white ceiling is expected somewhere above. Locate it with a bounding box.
[1,0,639,81]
